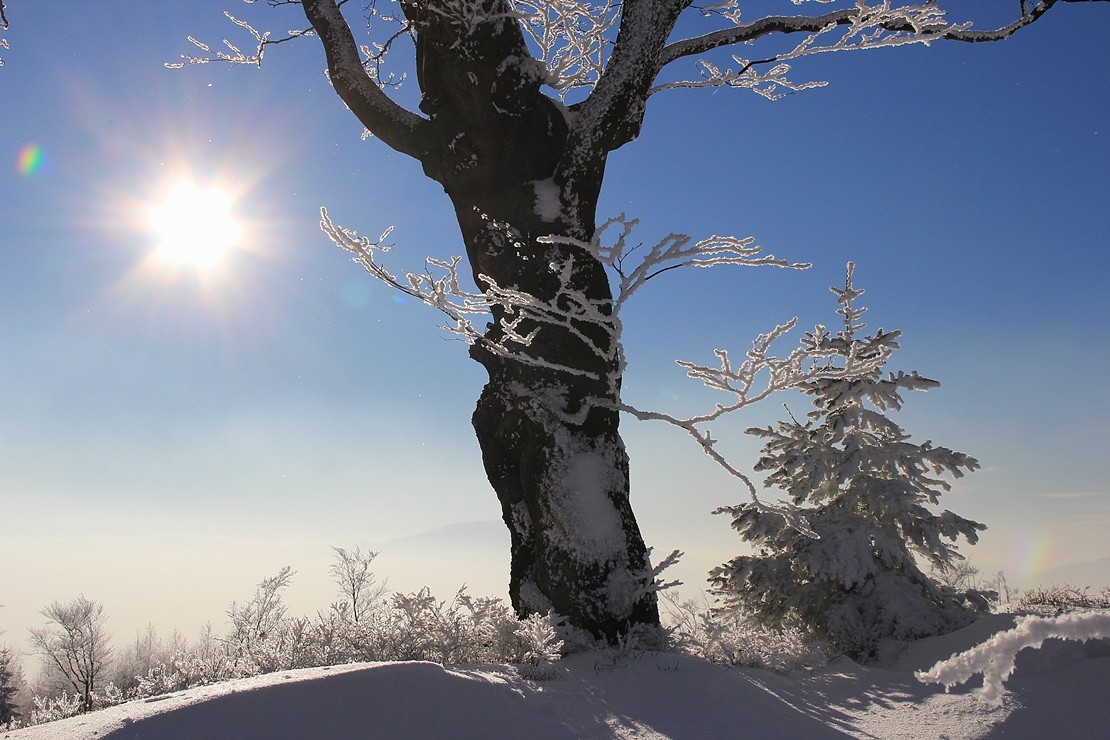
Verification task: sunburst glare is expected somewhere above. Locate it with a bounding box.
[147,180,243,270]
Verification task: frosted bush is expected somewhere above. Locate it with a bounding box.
[512,612,564,680]
[131,648,250,699]
[368,586,562,669]
[663,594,826,673]
[62,562,568,720]
[98,682,125,707]
[1016,584,1110,615]
[26,684,123,724]
[28,691,83,725]
[375,588,472,662]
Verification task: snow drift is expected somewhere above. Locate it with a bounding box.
[6,613,1107,740]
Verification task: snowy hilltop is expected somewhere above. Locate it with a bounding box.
[6,612,1108,740]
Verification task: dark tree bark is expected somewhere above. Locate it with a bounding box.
[403,3,662,638]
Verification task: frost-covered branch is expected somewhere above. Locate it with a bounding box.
[0,0,10,67]
[656,2,969,99]
[324,208,813,388]
[165,9,310,69]
[617,263,890,528]
[414,0,522,37]
[543,214,812,306]
[621,320,889,532]
[565,0,687,158]
[303,0,434,161]
[324,207,886,527]
[169,1,432,159]
[514,0,619,93]
[916,611,1110,706]
[654,1,1107,99]
[321,207,618,380]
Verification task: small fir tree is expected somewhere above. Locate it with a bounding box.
[0,646,20,726]
[711,263,990,661]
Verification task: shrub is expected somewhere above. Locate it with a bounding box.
[662,594,826,673]
[1016,584,1110,614]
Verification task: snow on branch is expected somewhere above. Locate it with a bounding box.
[655,2,971,99]
[541,214,811,308]
[165,0,321,71]
[323,206,886,531]
[514,0,618,93]
[324,207,814,388]
[322,207,621,382]
[618,266,892,535]
[166,11,275,69]
[415,0,522,38]
[916,611,1110,706]
[320,206,509,351]
[0,0,8,68]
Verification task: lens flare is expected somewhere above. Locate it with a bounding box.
[1010,531,1051,588]
[17,143,44,176]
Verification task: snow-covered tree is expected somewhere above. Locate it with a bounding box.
[28,596,113,712]
[225,566,299,674]
[166,1,1105,640]
[0,646,21,726]
[0,601,25,727]
[711,264,990,660]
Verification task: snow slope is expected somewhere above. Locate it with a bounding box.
[6,615,1107,739]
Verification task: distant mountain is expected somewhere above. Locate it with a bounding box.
[1033,557,1110,589]
[369,520,510,599]
[375,520,507,552]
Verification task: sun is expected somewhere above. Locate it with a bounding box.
[147,180,242,270]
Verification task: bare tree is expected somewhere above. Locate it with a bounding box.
[934,559,983,590]
[28,596,112,712]
[173,1,1106,640]
[986,570,1013,607]
[225,566,297,672]
[110,623,172,695]
[330,546,386,624]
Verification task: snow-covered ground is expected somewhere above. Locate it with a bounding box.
[6,614,1107,739]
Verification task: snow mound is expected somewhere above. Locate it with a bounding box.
[5,618,1108,739]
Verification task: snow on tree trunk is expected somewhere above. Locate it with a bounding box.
[392,2,658,639]
[449,180,657,639]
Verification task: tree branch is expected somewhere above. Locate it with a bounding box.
[661,10,856,67]
[926,0,1110,43]
[568,0,688,155]
[660,0,1107,70]
[300,0,434,162]
[0,0,8,68]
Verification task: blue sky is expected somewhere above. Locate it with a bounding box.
[1,2,1108,648]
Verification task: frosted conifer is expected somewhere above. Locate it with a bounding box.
[711,264,990,661]
[0,647,19,726]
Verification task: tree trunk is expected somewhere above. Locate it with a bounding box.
[404,7,659,640]
[303,0,661,640]
[449,187,659,640]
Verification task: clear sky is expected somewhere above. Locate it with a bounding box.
[1,2,1108,654]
